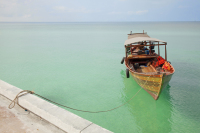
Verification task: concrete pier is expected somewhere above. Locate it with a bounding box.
[0,80,112,133]
[0,94,66,133]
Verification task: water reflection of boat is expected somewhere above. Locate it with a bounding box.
[121,69,173,132]
[121,31,175,100]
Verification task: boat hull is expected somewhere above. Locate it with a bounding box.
[130,71,173,100]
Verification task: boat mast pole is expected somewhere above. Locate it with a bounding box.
[165,43,167,61]
[149,42,151,55]
[158,42,160,56]
[125,46,127,58]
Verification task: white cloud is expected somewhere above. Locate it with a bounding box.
[53,6,90,13]
[53,6,66,11]
[22,14,31,18]
[126,10,149,15]
[67,8,90,13]
[135,10,148,15]
[0,1,20,16]
[0,0,35,21]
[109,10,148,15]
[109,11,122,15]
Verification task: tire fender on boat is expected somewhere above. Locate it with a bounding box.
[126,69,129,78]
[121,57,125,64]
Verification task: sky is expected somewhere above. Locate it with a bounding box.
[0,0,199,22]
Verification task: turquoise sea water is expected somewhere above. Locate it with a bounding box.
[0,22,200,133]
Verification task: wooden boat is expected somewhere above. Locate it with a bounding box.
[121,31,175,100]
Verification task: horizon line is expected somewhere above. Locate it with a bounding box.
[0,20,200,23]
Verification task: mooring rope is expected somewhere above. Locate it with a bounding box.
[35,88,142,113]
[8,74,152,113]
[8,88,141,113]
[9,90,34,110]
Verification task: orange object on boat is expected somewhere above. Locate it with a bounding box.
[157,56,165,65]
[162,61,171,70]
[152,56,165,67]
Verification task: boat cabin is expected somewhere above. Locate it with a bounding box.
[124,31,173,74]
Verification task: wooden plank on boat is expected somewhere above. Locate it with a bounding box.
[141,66,154,73]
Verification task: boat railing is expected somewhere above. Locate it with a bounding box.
[125,41,167,61]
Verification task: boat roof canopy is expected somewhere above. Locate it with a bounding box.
[124,37,166,46]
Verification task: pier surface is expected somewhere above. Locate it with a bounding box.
[0,80,112,133]
[0,94,66,133]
